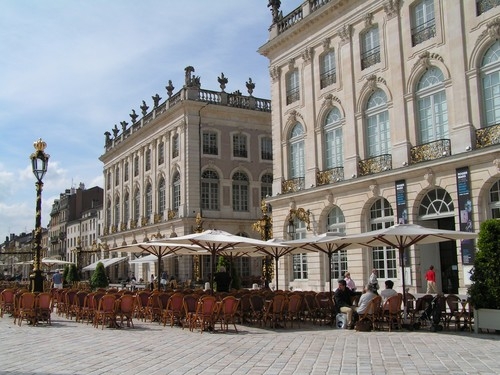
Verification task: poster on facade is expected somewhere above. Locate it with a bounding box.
[456,167,475,265]
[395,180,409,266]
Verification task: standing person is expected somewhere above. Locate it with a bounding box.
[160,271,168,290]
[214,266,231,292]
[369,268,379,291]
[150,274,155,291]
[334,279,356,329]
[426,265,437,293]
[344,271,356,292]
[52,270,63,289]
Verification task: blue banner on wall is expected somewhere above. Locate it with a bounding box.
[456,167,475,265]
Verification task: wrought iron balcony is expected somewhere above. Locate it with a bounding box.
[320,69,336,89]
[358,154,392,176]
[476,0,500,15]
[286,87,300,105]
[411,19,436,46]
[476,123,500,148]
[361,46,381,70]
[281,177,305,194]
[316,167,344,186]
[410,139,451,164]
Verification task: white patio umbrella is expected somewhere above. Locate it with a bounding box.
[81,257,128,271]
[15,258,74,268]
[335,223,478,306]
[162,229,278,291]
[283,233,359,297]
[111,241,204,291]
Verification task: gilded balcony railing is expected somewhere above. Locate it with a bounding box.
[476,0,500,15]
[410,139,451,164]
[316,167,344,186]
[475,123,500,149]
[281,177,305,194]
[358,154,392,176]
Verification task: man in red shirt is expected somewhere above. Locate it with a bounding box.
[425,265,437,294]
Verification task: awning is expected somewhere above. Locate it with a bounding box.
[82,257,128,271]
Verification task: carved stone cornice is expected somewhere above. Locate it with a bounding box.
[383,0,400,19]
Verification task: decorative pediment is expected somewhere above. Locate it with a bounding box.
[362,75,387,92]
[415,51,444,70]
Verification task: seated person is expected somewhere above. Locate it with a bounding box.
[169,275,178,289]
[380,279,398,304]
[354,283,378,316]
[334,279,356,329]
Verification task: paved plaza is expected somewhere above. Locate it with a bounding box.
[0,315,499,375]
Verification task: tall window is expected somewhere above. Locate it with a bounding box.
[233,134,248,158]
[286,69,300,105]
[124,192,129,225]
[172,134,179,158]
[145,149,151,171]
[201,169,219,210]
[158,178,166,215]
[115,166,120,186]
[417,67,448,143]
[106,171,111,190]
[124,161,129,182]
[481,41,500,127]
[411,0,435,46]
[366,89,391,157]
[361,26,380,70]
[172,172,181,211]
[145,183,152,219]
[106,200,111,228]
[328,206,347,280]
[158,142,165,165]
[261,136,273,160]
[114,196,120,227]
[261,173,273,200]
[489,180,500,219]
[232,171,249,212]
[202,131,218,155]
[320,50,336,89]
[370,198,396,279]
[133,188,140,220]
[289,123,305,179]
[292,219,308,279]
[324,107,343,169]
[134,156,139,177]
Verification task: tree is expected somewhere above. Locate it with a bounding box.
[91,262,109,290]
[62,265,69,286]
[66,264,80,285]
[468,219,500,310]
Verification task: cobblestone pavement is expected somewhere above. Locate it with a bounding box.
[0,315,499,375]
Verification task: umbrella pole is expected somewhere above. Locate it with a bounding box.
[399,248,408,320]
[328,252,334,326]
[157,254,162,291]
[274,256,279,290]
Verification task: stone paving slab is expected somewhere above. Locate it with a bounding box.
[0,315,499,375]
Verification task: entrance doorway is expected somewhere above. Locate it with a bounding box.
[438,217,459,294]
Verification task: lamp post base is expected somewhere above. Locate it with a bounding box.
[30,270,45,293]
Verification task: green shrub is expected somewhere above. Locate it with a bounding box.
[66,263,79,285]
[91,262,109,290]
[468,219,500,310]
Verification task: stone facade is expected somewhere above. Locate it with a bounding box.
[259,0,500,293]
[99,67,272,284]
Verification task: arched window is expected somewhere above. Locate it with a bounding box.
[320,50,336,89]
[232,171,249,212]
[133,188,140,220]
[324,107,343,169]
[123,191,130,225]
[327,206,347,281]
[158,177,166,215]
[172,172,181,211]
[489,180,500,219]
[370,198,396,279]
[419,187,454,218]
[365,89,390,157]
[261,173,273,200]
[114,196,120,227]
[288,123,305,179]
[145,183,152,219]
[201,169,219,210]
[481,41,500,127]
[417,67,448,143]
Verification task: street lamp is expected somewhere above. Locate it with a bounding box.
[252,200,273,289]
[30,138,49,292]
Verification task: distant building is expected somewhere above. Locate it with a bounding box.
[259,0,500,293]
[99,66,272,284]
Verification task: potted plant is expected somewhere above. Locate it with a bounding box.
[468,219,500,333]
[66,264,80,287]
[90,262,109,290]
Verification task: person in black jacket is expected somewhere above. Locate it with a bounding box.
[334,279,356,329]
[214,266,231,292]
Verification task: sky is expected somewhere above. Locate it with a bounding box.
[0,0,304,241]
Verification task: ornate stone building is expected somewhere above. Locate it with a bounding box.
[99,67,272,284]
[259,0,500,294]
